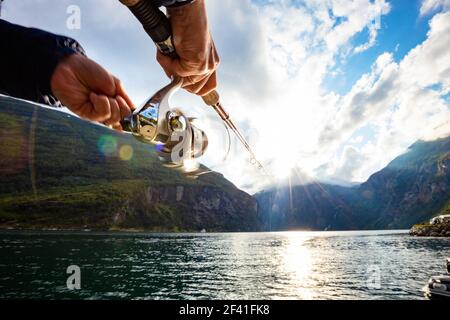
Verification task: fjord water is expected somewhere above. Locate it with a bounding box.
[0,230,449,299]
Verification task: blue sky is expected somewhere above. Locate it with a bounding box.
[2,0,449,192]
[324,0,431,95]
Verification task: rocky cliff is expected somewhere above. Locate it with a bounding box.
[410,201,450,237]
[358,139,450,229]
[410,221,450,237]
[0,95,260,232]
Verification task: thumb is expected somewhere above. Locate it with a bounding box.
[89,92,111,122]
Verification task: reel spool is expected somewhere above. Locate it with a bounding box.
[121,77,209,177]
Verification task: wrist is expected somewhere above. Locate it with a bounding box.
[49,37,86,102]
[50,53,82,94]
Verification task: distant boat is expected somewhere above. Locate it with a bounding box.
[423,258,450,299]
[200,229,206,233]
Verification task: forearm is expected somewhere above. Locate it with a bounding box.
[0,19,85,105]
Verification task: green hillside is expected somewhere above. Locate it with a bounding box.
[0,95,259,232]
[1,95,448,233]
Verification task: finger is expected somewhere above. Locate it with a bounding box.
[181,74,203,87]
[198,72,217,96]
[170,58,208,78]
[72,101,96,121]
[211,40,220,67]
[89,92,111,122]
[183,71,217,96]
[116,95,132,119]
[112,123,123,132]
[159,49,209,78]
[183,73,211,95]
[104,97,121,126]
[157,49,212,78]
[156,51,176,78]
[114,77,136,111]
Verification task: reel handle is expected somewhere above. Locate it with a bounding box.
[119,0,177,57]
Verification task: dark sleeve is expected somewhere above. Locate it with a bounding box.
[154,0,194,7]
[0,19,86,106]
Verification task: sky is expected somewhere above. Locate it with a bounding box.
[2,0,450,193]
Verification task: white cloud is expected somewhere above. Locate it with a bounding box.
[353,22,378,54]
[3,0,449,193]
[203,0,393,192]
[332,145,367,182]
[317,11,450,183]
[420,0,450,16]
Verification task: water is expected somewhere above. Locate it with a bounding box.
[0,230,449,300]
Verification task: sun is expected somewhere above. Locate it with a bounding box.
[272,159,294,180]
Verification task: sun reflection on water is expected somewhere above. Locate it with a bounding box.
[279,233,314,299]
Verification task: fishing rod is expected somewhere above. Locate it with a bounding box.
[120,0,268,174]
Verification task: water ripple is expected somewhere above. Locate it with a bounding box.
[0,230,449,299]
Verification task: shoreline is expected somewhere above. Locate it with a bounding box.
[0,226,411,235]
[410,221,450,237]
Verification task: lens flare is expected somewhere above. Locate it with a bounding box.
[183,158,200,172]
[119,145,134,161]
[97,135,117,156]
[155,143,164,152]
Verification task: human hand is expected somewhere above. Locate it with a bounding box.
[156,0,220,96]
[50,54,135,130]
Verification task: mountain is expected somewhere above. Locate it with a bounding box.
[357,139,450,229]
[0,95,260,232]
[1,95,448,232]
[255,183,359,231]
[255,137,450,230]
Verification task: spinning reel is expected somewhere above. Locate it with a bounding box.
[121,77,210,178]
